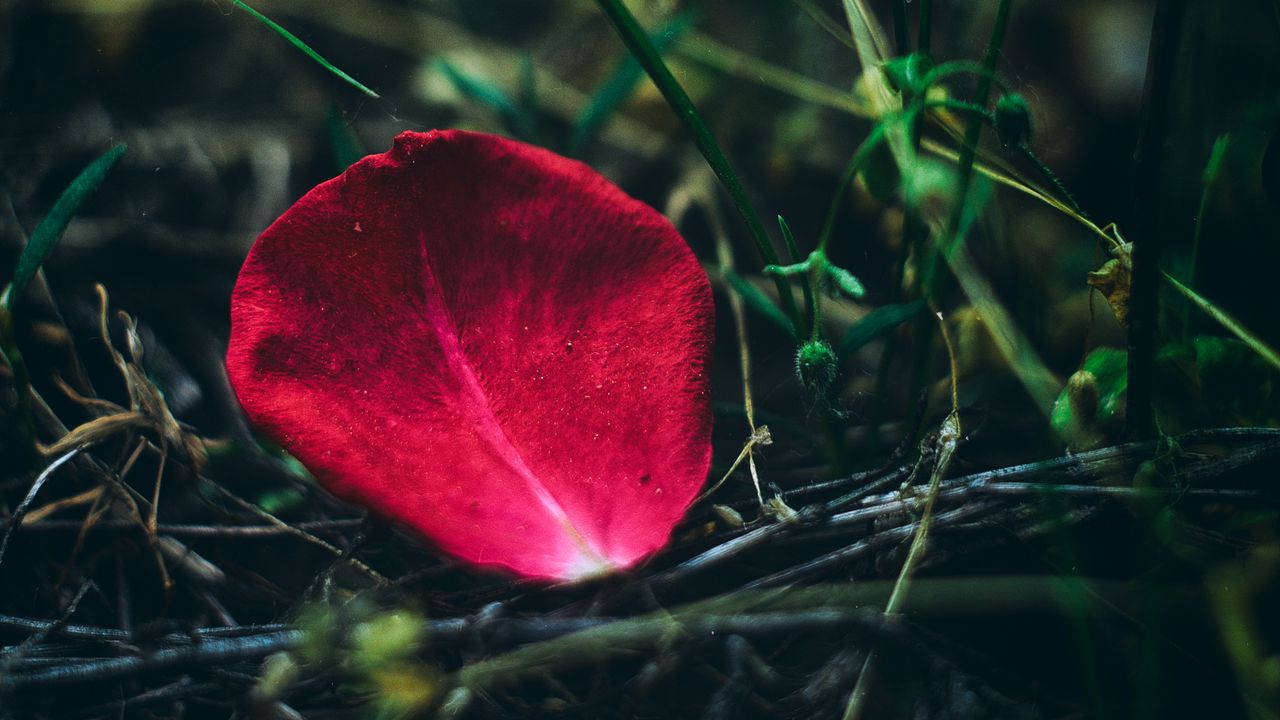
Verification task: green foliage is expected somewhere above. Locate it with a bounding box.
[291,602,437,719]
[1189,335,1275,424]
[1053,338,1279,448]
[764,249,865,300]
[902,155,991,243]
[777,215,816,333]
[722,268,797,339]
[593,0,800,327]
[228,0,379,99]
[4,143,126,312]
[1051,348,1126,451]
[837,299,926,358]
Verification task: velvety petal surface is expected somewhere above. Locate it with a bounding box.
[227,130,713,580]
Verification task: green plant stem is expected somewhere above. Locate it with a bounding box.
[1128,0,1187,440]
[815,100,989,257]
[1016,144,1083,216]
[1182,134,1229,338]
[817,121,892,253]
[892,1,909,54]
[918,3,1011,300]
[6,143,127,313]
[594,0,800,330]
[1165,274,1280,374]
[938,0,1011,268]
[778,216,817,337]
[917,0,934,56]
[229,0,379,99]
[793,0,856,49]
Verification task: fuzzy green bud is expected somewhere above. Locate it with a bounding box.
[795,339,838,395]
[994,93,1033,149]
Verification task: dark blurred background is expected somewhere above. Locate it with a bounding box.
[3,2,1280,719]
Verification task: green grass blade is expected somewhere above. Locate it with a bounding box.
[229,0,379,99]
[793,0,855,48]
[593,0,799,328]
[723,269,797,340]
[837,300,925,358]
[5,143,127,312]
[777,215,816,334]
[570,11,695,153]
[1165,273,1280,374]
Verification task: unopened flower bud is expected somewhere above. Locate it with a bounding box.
[795,339,838,395]
[994,93,1033,148]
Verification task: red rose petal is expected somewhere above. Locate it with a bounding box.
[226,130,713,580]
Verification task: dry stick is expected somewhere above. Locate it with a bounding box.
[0,580,95,679]
[148,438,168,539]
[844,310,961,720]
[0,449,80,570]
[0,630,304,691]
[442,575,1181,710]
[201,479,388,585]
[0,614,290,642]
[0,518,365,536]
[20,485,105,525]
[742,501,997,591]
[1,576,1214,698]
[107,436,173,593]
[668,428,1279,589]
[709,181,769,507]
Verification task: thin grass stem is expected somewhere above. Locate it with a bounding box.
[792,0,857,48]
[228,0,379,99]
[917,0,934,56]
[937,0,1012,272]
[594,0,800,330]
[892,1,909,54]
[778,216,817,337]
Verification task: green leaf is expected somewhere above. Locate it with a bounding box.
[836,299,924,357]
[1080,346,1129,426]
[762,261,811,277]
[777,215,816,334]
[569,10,695,153]
[722,269,796,339]
[1050,347,1127,449]
[229,0,379,99]
[5,143,127,311]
